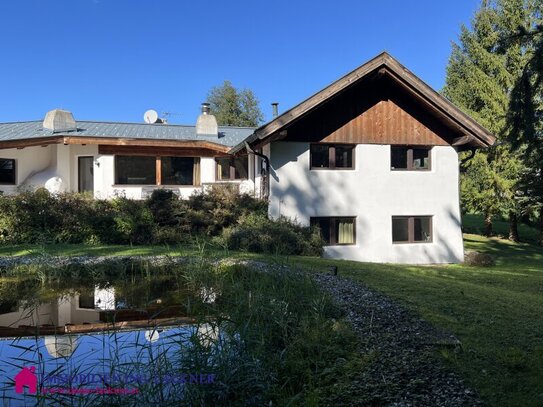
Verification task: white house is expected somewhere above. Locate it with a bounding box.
[0,104,257,199]
[0,53,495,264]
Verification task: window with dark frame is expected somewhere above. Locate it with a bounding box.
[216,156,249,181]
[161,157,197,185]
[78,292,95,309]
[115,156,156,185]
[310,144,354,170]
[114,156,199,186]
[392,216,432,243]
[391,146,431,170]
[310,217,356,246]
[0,159,16,185]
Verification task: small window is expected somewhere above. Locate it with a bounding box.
[310,144,354,170]
[0,159,16,185]
[115,156,156,185]
[78,292,95,309]
[392,216,432,243]
[310,217,356,246]
[216,156,249,180]
[391,147,431,170]
[161,157,200,186]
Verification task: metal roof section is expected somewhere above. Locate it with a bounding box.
[0,120,255,147]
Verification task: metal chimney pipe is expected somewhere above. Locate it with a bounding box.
[271,102,279,118]
[201,103,211,114]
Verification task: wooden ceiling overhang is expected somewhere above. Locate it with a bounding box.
[0,136,231,157]
[231,52,496,155]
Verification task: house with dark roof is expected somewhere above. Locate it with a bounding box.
[0,53,495,263]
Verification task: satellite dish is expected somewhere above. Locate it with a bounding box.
[144,109,159,124]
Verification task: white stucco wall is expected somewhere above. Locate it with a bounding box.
[0,146,256,199]
[268,142,464,264]
[0,145,53,194]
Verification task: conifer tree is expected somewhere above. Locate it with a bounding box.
[443,0,530,239]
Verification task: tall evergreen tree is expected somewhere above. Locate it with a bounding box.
[443,0,529,239]
[207,81,264,127]
[502,9,543,243]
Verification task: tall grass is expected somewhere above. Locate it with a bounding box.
[0,258,363,405]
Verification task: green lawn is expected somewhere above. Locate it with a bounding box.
[1,234,542,405]
[284,234,543,407]
[463,213,541,244]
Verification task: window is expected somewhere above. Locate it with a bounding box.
[216,156,249,180]
[0,159,15,185]
[391,147,431,170]
[78,292,95,309]
[115,156,200,185]
[115,156,156,185]
[310,144,354,170]
[392,216,432,243]
[310,217,356,245]
[161,157,200,185]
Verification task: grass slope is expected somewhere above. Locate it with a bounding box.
[285,234,543,406]
[0,232,542,405]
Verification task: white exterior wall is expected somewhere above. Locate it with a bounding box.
[0,146,255,199]
[269,142,464,264]
[0,146,54,195]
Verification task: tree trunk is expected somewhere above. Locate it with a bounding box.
[508,212,519,242]
[484,212,493,237]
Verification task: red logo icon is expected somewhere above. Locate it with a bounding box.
[14,366,37,394]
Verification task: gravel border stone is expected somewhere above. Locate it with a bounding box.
[312,272,481,406]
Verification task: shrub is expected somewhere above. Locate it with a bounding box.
[464,250,496,266]
[110,197,154,244]
[217,213,324,256]
[0,188,322,256]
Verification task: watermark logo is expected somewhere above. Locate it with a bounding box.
[14,367,37,394]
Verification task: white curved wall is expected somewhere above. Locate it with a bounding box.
[268,142,464,264]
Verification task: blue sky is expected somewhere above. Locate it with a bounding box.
[0,0,479,124]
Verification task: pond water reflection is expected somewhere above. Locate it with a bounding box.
[0,264,218,405]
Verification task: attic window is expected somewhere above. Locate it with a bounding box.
[310,144,354,170]
[391,147,431,170]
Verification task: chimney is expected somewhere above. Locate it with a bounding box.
[43,109,77,133]
[271,102,279,118]
[196,103,218,135]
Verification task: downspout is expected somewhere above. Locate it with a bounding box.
[244,142,270,200]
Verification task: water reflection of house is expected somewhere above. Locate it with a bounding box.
[44,335,78,358]
[0,286,115,330]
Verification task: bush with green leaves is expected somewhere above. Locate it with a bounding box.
[217,213,324,256]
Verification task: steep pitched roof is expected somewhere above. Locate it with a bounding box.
[231,52,496,154]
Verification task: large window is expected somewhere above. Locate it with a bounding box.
[216,156,248,180]
[115,156,200,186]
[310,144,354,170]
[310,217,356,246]
[161,157,199,185]
[0,159,15,185]
[392,216,432,243]
[391,147,431,170]
[115,156,156,185]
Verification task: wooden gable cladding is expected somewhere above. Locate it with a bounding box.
[321,99,449,146]
[279,76,462,147]
[98,145,229,157]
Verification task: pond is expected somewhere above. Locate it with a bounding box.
[0,260,221,405]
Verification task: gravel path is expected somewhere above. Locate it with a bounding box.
[312,273,481,407]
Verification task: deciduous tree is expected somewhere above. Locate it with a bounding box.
[207,80,264,127]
